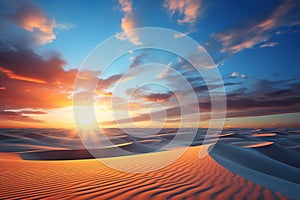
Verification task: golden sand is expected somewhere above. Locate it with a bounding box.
[0,147,287,199]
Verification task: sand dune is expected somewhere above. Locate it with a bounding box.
[210,143,300,199]
[1,128,299,199]
[0,146,288,200]
[209,128,300,199]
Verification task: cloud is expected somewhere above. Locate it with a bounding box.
[98,74,124,91]
[223,78,300,117]
[0,1,74,48]
[241,74,247,79]
[55,23,76,31]
[173,31,192,39]
[0,0,57,46]
[100,105,183,127]
[0,110,46,123]
[0,60,125,114]
[143,92,174,103]
[212,0,299,54]
[13,3,55,44]
[164,0,202,25]
[200,83,300,117]
[260,42,279,48]
[0,48,78,85]
[129,53,146,69]
[226,96,300,111]
[229,72,247,79]
[157,65,173,79]
[230,72,239,78]
[266,89,295,97]
[0,67,46,84]
[125,85,175,103]
[0,2,80,117]
[193,82,242,94]
[102,77,300,126]
[105,89,300,126]
[0,71,73,110]
[0,1,124,125]
[116,0,141,45]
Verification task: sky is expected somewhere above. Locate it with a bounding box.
[0,0,300,128]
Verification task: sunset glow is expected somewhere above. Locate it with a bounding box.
[0,1,300,199]
[0,0,299,129]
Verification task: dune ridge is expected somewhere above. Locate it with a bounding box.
[209,128,300,199]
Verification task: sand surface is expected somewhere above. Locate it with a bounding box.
[1,128,299,199]
[0,146,288,200]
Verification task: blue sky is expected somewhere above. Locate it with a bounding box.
[37,0,300,78]
[0,0,299,128]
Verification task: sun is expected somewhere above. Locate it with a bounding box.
[80,118,92,126]
[76,116,98,129]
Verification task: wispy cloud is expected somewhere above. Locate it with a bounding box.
[116,0,141,45]
[129,53,147,69]
[173,31,192,39]
[164,0,202,25]
[260,42,279,48]
[157,65,173,79]
[55,22,76,31]
[0,110,45,123]
[212,0,299,54]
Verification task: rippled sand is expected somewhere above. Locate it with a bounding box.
[1,128,299,199]
[0,146,288,200]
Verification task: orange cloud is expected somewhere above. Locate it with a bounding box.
[12,2,56,44]
[117,0,141,45]
[0,49,78,86]
[0,50,77,114]
[0,110,45,123]
[119,0,133,13]
[0,1,82,126]
[128,101,142,108]
[164,0,202,25]
[98,91,113,97]
[212,0,297,53]
[0,67,47,84]
[0,72,72,110]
